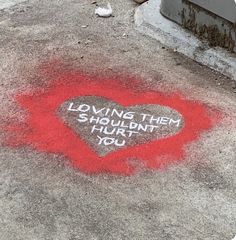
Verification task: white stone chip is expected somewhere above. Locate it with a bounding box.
[95,3,113,18]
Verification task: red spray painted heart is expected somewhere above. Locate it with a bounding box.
[5,71,215,175]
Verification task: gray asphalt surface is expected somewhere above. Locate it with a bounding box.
[0,0,236,239]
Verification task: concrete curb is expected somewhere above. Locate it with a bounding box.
[135,0,236,81]
[0,0,27,10]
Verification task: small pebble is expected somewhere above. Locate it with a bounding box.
[85,40,92,45]
[122,33,128,38]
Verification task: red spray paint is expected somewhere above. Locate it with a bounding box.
[2,67,217,175]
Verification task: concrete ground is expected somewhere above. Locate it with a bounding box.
[0,0,236,239]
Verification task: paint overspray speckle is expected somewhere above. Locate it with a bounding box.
[1,62,220,175]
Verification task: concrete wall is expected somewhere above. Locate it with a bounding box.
[160,0,236,52]
[189,0,236,23]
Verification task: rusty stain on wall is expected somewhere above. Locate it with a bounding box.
[181,0,236,52]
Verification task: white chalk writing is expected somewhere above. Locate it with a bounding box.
[67,102,182,147]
